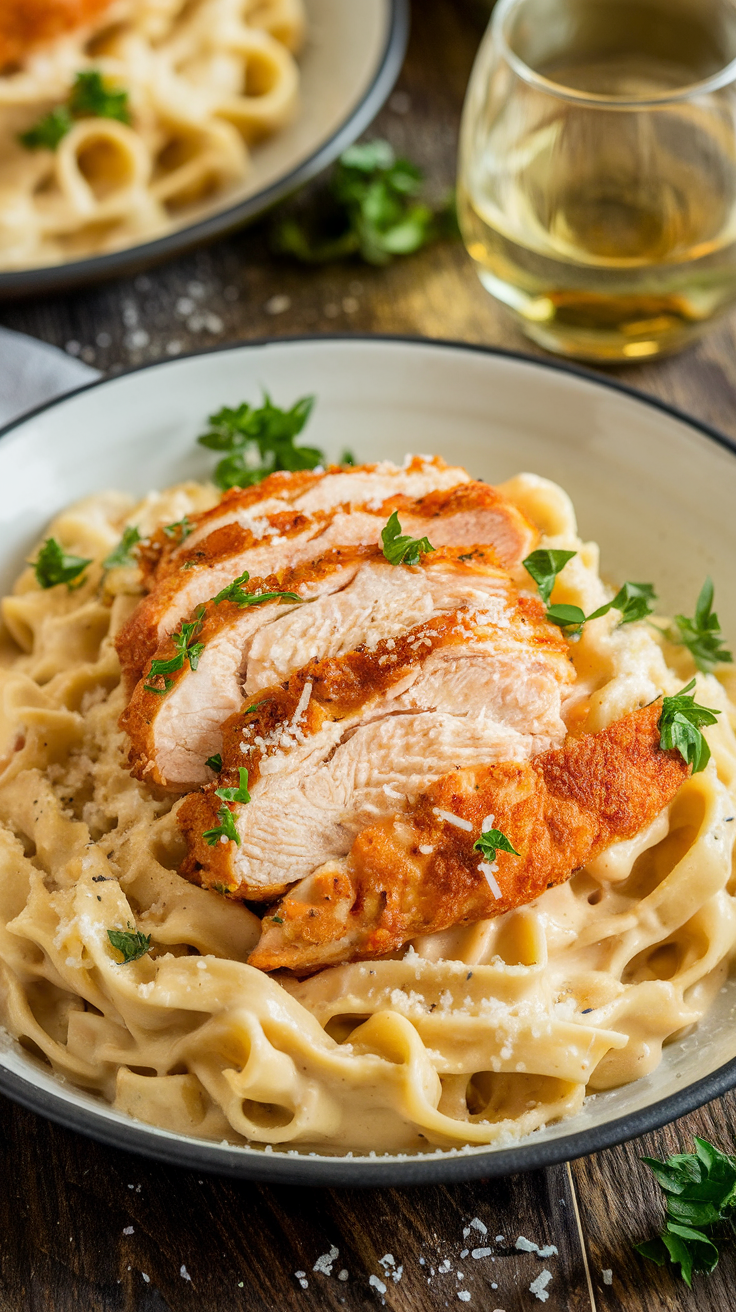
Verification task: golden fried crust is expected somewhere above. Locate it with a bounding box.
[249,703,690,971]
[0,0,111,66]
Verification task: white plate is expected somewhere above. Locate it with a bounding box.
[0,0,408,299]
[1,336,735,1184]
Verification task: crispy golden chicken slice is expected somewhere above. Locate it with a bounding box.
[249,703,689,972]
[0,0,111,67]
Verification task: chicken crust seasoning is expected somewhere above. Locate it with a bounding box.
[0,450,734,1155]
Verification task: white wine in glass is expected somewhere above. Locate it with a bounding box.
[458,0,736,361]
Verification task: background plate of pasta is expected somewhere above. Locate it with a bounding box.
[0,0,408,294]
[1,336,736,1186]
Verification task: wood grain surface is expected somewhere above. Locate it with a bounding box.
[2,1,736,1309]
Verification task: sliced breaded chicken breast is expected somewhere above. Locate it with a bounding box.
[122,547,514,791]
[117,482,537,690]
[248,703,689,971]
[143,457,471,582]
[0,0,111,67]
[178,599,574,899]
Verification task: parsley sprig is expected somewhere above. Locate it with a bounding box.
[381,512,435,567]
[215,768,251,805]
[203,805,240,846]
[522,550,656,636]
[206,753,222,773]
[31,538,91,590]
[211,569,300,608]
[197,393,322,491]
[273,139,457,266]
[658,680,720,774]
[107,927,152,964]
[666,578,733,673]
[163,516,193,543]
[636,1138,736,1286]
[104,526,141,570]
[144,612,205,694]
[19,70,130,151]
[474,829,520,862]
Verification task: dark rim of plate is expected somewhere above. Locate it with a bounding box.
[0,333,734,1186]
[0,0,410,301]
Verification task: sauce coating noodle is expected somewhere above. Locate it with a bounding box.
[0,472,734,1154]
[0,0,305,269]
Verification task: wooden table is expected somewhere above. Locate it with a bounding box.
[2,2,736,1308]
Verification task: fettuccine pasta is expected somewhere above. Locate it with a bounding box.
[0,471,734,1155]
[0,0,305,269]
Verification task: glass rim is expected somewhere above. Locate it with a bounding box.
[493,0,736,107]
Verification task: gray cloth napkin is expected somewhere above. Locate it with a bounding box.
[0,326,101,429]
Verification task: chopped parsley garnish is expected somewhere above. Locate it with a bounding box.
[206,753,222,773]
[271,914,284,925]
[381,511,435,567]
[340,448,356,465]
[667,578,733,673]
[635,1137,736,1286]
[203,804,240,846]
[104,525,141,570]
[107,927,151,964]
[163,515,193,542]
[215,767,251,805]
[69,70,130,123]
[474,829,520,862]
[31,538,91,590]
[144,612,205,693]
[19,106,72,151]
[522,549,577,606]
[211,569,300,608]
[272,139,457,267]
[19,70,130,152]
[197,393,322,490]
[522,551,656,636]
[658,680,720,774]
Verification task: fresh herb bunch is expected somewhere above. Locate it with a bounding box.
[381,512,435,567]
[107,927,151,964]
[272,139,457,267]
[197,393,322,490]
[636,1138,736,1286]
[658,680,720,774]
[31,538,91,590]
[104,525,141,570]
[474,829,520,862]
[667,578,733,673]
[19,70,130,151]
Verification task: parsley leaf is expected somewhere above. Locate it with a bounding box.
[203,804,240,846]
[341,448,356,465]
[667,578,734,673]
[144,612,205,692]
[19,106,72,151]
[522,549,577,606]
[658,680,721,774]
[107,927,152,964]
[545,603,588,635]
[19,70,130,152]
[104,525,141,570]
[206,753,222,772]
[211,569,300,608]
[31,538,91,590]
[215,767,251,805]
[587,581,658,626]
[272,139,457,267]
[163,515,193,542]
[474,829,520,862]
[381,511,435,567]
[69,70,130,123]
[636,1138,736,1286]
[197,393,321,491]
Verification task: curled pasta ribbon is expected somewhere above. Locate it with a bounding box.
[54,118,152,219]
[212,28,299,142]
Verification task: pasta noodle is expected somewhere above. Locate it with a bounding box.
[0,0,305,269]
[0,470,735,1155]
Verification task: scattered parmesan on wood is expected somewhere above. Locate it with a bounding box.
[529,1269,553,1301]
